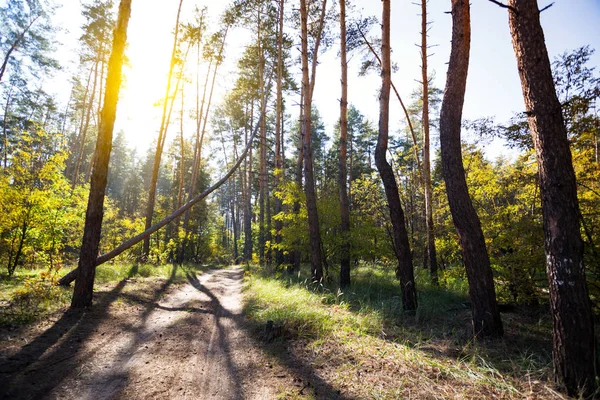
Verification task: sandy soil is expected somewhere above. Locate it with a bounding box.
[0,267,289,399]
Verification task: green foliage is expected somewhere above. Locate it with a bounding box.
[1,267,71,325]
[99,197,145,261]
[433,145,546,305]
[273,171,394,271]
[273,180,308,258]
[0,128,87,275]
[0,0,59,81]
[349,174,394,263]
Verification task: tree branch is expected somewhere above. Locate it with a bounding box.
[539,2,554,13]
[356,23,422,172]
[487,0,517,13]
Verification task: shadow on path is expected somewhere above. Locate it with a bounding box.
[187,268,352,400]
[0,264,179,400]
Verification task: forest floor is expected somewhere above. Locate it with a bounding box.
[0,264,571,399]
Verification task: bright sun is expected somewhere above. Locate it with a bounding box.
[115,0,231,153]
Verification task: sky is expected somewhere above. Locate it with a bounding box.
[50,0,600,161]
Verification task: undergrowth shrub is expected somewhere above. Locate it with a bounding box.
[3,268,70,324]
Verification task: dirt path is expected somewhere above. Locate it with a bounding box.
[0,267,280,399]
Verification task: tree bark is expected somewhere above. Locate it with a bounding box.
[338,0,351,288]
[70,0,131,308]
[84,46,109,185]
[181,26,228,260]
[8,217,28,276]
[291,90,304,273]
[439,0,502,337]
[375,0,417,311]
[507,0,596,395]
[356,24,421,170]
[176,85,185,228]
[421,0,438,285]
[299,0,326,283]
[244,101,254,262]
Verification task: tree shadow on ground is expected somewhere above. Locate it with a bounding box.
[186,268,353,399]
[185,270,245,398]
[254,264,556,389]
[0,264,181,399]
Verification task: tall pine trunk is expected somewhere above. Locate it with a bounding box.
[375,0,417,311]
[421,0,438,285]
[175,85,185,233]
[291,90,304,273]
[181,27,228,260]
[299,0,325,282]
[258,10,267,266]
[507,0,596,395]
[439,0,502,337]
[181,36,209,259]
[71,0,131,308]
[72,60,99,189]
[273,0,285,268]
[244,101,254,261]
[338,0,351,288]
[143,0,184,257]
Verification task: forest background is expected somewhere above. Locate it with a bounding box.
[1,0,600,397]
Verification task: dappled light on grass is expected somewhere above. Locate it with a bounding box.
[244,275,382,339]
[242,263,563,399]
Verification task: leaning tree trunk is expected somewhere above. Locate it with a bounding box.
[375,0,417,311]
[60,112,262,287]
[439,0,502,337]
[338,0,351,288]
[507,0,596,395]
[421,0,438,285]
[70,0,131,308]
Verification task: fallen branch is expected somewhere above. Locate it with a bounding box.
[59,113,261,286]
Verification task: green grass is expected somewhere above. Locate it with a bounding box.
[244,274,382,339]
[244,263,470,339]
[0,262,213,327]
[0,267,71,325]
[242,263,560,399]
[0,269,44,302]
